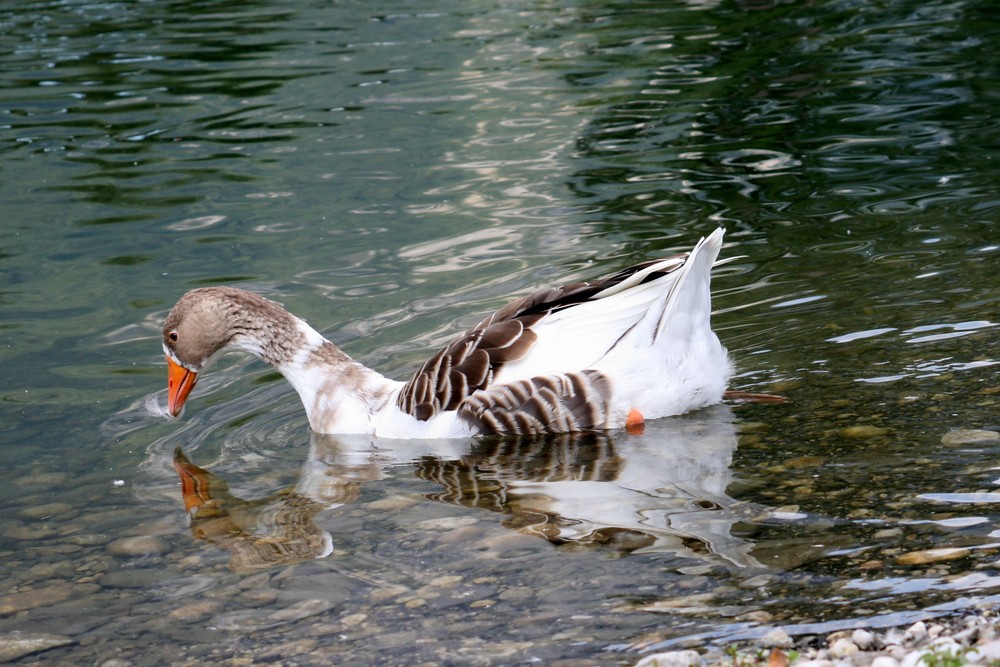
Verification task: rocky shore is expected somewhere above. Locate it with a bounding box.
[636,607,1000,667]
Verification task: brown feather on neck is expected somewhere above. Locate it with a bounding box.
[164,287,310,369]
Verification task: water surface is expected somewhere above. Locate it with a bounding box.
[1,0,999,664]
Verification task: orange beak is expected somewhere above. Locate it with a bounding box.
[167,356,198,417]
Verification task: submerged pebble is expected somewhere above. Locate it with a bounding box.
[340,613,367,627]
[840,425,890,439]
[167,600,223,622]
[100,569,166,589]
[19,502,74,519]
[3,523,60,541]
[106,536,169,558]
[413,515,480,531]
[0,632,73,662]
[896,547,971,565]
[0,587,70,615]
[941,429,1000,446]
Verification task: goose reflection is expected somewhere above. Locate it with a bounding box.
[174,448,338,572]
[174,405,765,571]
[417,405,763,566]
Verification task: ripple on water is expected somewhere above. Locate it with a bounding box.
[2,0,1000,663]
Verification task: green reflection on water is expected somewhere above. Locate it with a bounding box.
[0,0,998,663]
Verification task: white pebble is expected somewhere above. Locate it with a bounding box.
[759,627,793,648]
[828,637,859,659]
[870,657,900,667]
[901,650,930,667]
[905,621,928,642]
[852,628,876,650]
[99,660,133,667]
[883,629,905,646]
[930,636,959,651]
[634,650,700,667]
[106,535,169,557]
[970,639,1000,662]
[413,516,479,531]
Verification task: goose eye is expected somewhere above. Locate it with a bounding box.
[168,331,179,343]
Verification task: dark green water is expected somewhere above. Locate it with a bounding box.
[1,0,998,664]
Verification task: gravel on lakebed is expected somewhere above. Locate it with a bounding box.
[633,606,1000,667]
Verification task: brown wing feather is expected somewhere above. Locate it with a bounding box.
[397,254,688,422]
[457,370,613,436]
[397,318,539,420]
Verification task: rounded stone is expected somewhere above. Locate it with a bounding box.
[634,650,701,667]
[784,456,826,469]
[366,496,418,511]
[905,621,928,641]
[852,628,876,649]
[469,599,496,608]
[19,502,74,519]
[0,586,75,615]
[3,524,59,541]
[340,613,367,627]
[413,516,479,531]
[0,633,73,663]
[841,425,890,439]
[941,429,1000,446]
[100,569,165,589]
[167,601,223,622]
[828,637,859,658]
[429,575,463,588]
[758,627,794,649]
[873,528,903,539]
[106,535,169,558]
[896,547,970,565]
[238,588,279,606]
[737,610,774,624]
[870,658,900,667]
[66,533,110,547]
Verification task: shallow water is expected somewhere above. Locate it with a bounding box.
[1,0,999,664]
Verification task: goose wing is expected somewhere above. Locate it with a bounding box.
[396,254,692,423]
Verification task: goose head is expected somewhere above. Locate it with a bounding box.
[162,287,302,417]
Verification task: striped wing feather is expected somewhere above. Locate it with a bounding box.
[396,252,692,425]
[459,370,613,436]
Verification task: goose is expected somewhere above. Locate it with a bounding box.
[162,228,733,438]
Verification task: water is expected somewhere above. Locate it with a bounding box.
[1,0,999,664]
